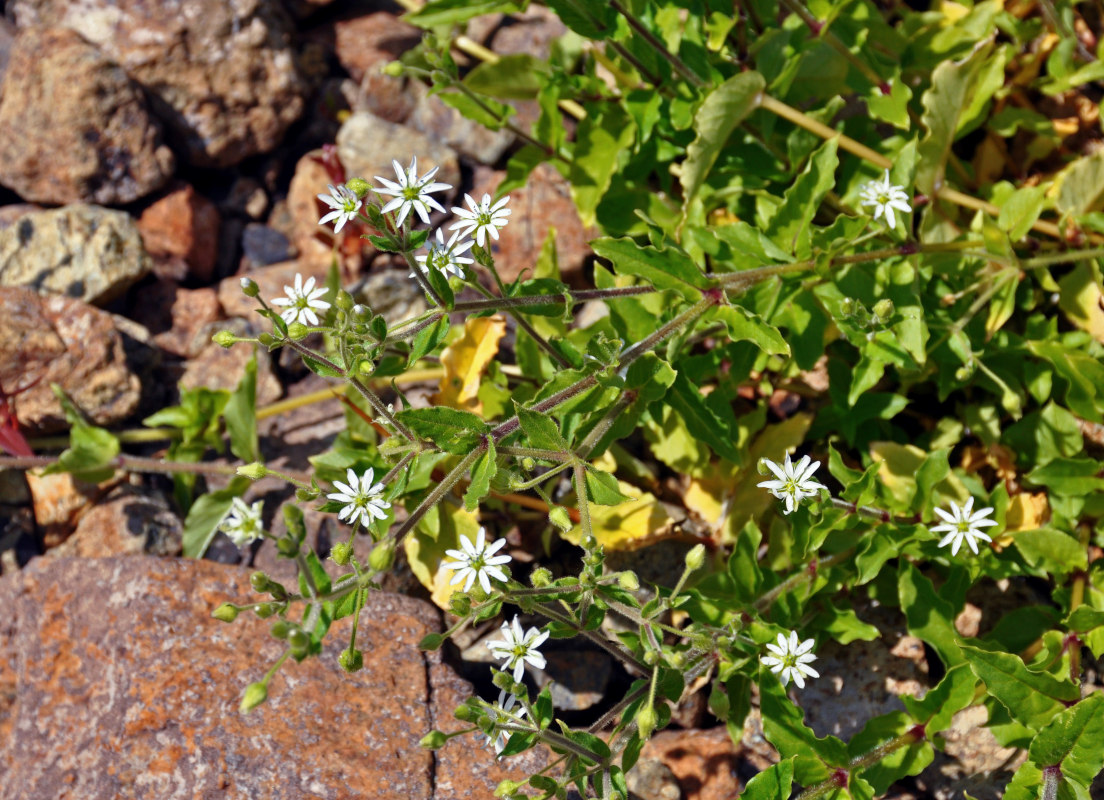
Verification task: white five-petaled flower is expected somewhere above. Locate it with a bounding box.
[271,273,331,326]
[481,690,528,756]
[442,526,512,594]
[326,467,391,527]
[450,192,511,248]
[859,169,912,229]
[219,497,265,547]
[317,183,362,233]
[761,630,820,689]
[931,497,998,556]
[757,454,827,515]
[412,228,474,281]
[487,616,549,682]
[374,156,452,226]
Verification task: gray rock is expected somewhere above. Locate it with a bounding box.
[241,223,292,268]
[336,111,460,201]
[407,83,515,165]
[0,205,151,305]
[0,27,174,205]
[12,0,306,167]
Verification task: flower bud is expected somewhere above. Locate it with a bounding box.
[295,486,319,502]
[258,332,275,347]
[237,462,268,480]
[250,571,270,593]
[420,730,449,750]
[685,543,706,571]
[368,540,395,572]
[530,567,553,587]
[288,629,310,656]
[270,619,291,639]
[495,780,521,797]
[521,457,535,471]
[287,322,309,340]
[872,298,895,320]
[212,330,238,348]
[254,602,278,619]
[339,647,364,673]
[453,704,476,722]
[636,701,657,739]
[352,304,371,322]
[449,593,471,617]
[548,506,572,532]
[382,61,404,77]
[212,603,239,622]
[240,681,268,712]
[239,277,260,297]
[330,541,353,565]
[618,571,640,592]
[643,649,660,667]
[335,290,355,312]
[346,178,370,198]
[276,537,299,558]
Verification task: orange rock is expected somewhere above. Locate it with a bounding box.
[639,727,747,800]
[138,184,220,283]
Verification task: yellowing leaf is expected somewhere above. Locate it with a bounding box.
[1006,492,1050,532]
[563,479,675,551]
[432,315,507,414]
[870,441,969,506]
[405,501,484,610]
[1058,262,1104,345]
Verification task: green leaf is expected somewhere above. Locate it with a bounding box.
[404,0,521,28]
[739,758,794,800]
[569,104,637,227]
[866,79,912,130]
[1029,694,1104,785]
[901,663,978,735]
[224,350,259,463]
[590,237,708,299]
[1026,458,1104,496]
[666,372,744,463]
[679,71,766,218]
[759,670,847,785]
[464,54,549,100]
[848,712,934,794]
[43,386,120,483]
[766,137,839,257]
[960,643,1081,731]
[463,439,497,511]
[515,402,569,451]
[181,475,252,558]
[1012,529,1088,577]
[396,407,488,455]
[407,315,449,368]
[584,467,634,506]
[998,183,1049,242]
[898,562,963,668]
[814,600,880,644]
[706,305,790,355]
[543,0,615,39]
[1066,606,1104,634]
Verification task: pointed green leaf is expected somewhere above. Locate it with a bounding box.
[396,407,488,454]
[707,305,789,355]
[570,104,637,226]
[590,237,708,299]
[463,438,497,511]
[898,562,963,668]
[961,643,1080,731]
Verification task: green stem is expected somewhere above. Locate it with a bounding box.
[389,447,485,543]
[451,285,654,313]
[753,549,854,613]
[0,453,243,477]
[496,445,571,461]
[401,249,448,309]
[828,497,921,525]
[610,0,704,86]
[471,279,572,370]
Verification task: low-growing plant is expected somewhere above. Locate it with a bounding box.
[7,1,1104,798]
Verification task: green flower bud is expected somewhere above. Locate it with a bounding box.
[685,543,706,571]
[288,629,310,655]
[212,603,239,622]
[643,649,660,667]
[618,571,640,592]
[270,619,291,640]
[495,780,521,797]
[420,730,449,750]
[276,537,299,558]
[287,322,309,340]
[267,581,289,602]
[668,651,686,669]
[453,704,476,722]
[382,61,404,77]
[530,567,553,588]
[237,462,268,480]
[250,571,270,593]
[636,702,657,740]
[346,178,370,198]
[521,457,535,471]
[449,593,472,617]
[872,298,895,321]
[295,486,319,502]
[335,290,355,312]
[548,506,572,532]
[254,602,278,619]
[239,277,260,297]
[240,681,268,712]
[339,648,364,673]
[357,359,375,377]
[352,304,371,321]
[368,540,395,572]
[212,330,238,348]
[258,332,275,347]
[330,541,354,566]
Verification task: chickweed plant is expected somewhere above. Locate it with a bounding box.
[6,2,1104,799]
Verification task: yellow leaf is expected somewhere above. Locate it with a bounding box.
[432,315,507,414]
[563,479,675,551]
[870,441,970,506]
[404,501,485,610]
[1006,492,1050,532]
[1058,262,1104,345]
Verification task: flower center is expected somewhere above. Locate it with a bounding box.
[956,520,971,533]
[341,197,358,212]
[477,211,493,226]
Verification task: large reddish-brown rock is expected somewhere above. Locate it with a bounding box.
[0,556,546,799]
[0,287,141,433]
[0,27,174,205]
[11,0,306,167]
[137,184,220,283]
[129,282,222,359]
[333,12,421,84]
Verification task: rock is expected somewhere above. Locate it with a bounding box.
[224,177,269,220]
[0,204,38,230]
[0,556,546,799]
[129,282,222,359]
[356,269,429,326]
[354,69,419,123]
[478,6,568,61]
[638,727,747,800]
[913,705,1026,800]
[336,111,460,202]
[0,205,152,305]
[468,163,595,284]
[285,153,345,269]
[626,758,682,800]
[0,27,174,205]
[218,259,330,320]
[12,0,306,167]
[241,223,292,269]
[532,648,611,710]
[333,12,421,84]
[47,485,182,558]
[0,287,142,433]
[0,18,14,83]
[407,84,516,165]
[137,184,220,283]
[23,471,104,546]
[177,319,283,406]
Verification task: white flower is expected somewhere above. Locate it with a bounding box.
[317,183,362,233]
[326,467,391,527]
[761,630,820,689]
[219,497,264,547]
[931,497,998,556]
[859,169,912,228]
[487,616,549,682]
[412,228,474,281]
[757,454,827,515]
[270,273,331,326]
[450,192,511,248]
[442,526,511,594]
[481,690,528,756]
[375,156,452,227]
